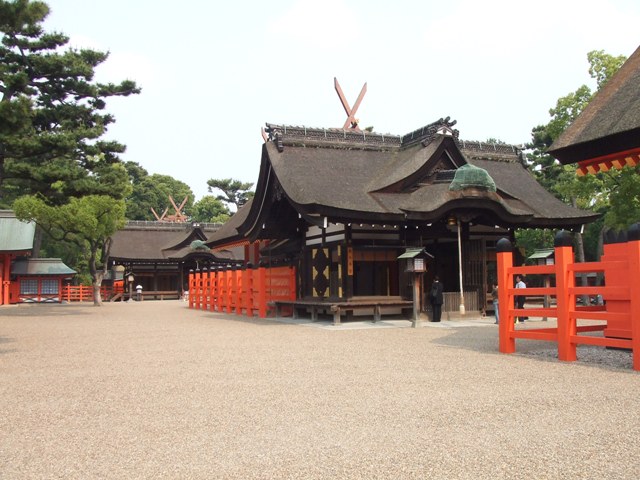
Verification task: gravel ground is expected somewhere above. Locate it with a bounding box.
[1,301,639,479]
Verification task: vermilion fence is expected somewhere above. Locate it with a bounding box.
[188,265,296,318]
[497,229,640,371]
[62,283,124,302]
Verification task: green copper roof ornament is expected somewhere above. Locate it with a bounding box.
[190,240,210,252]
[449,163,496,192]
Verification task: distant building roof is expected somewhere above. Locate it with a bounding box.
[0,210,36,252]
[528,248,554,260]
[12,258,76,276]
[110,221,237,263]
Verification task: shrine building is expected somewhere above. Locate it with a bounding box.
[206,116,599,316]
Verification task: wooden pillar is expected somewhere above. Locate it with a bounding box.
[554,231,576,362]
[411,273,420,327]
[496,238,515,353]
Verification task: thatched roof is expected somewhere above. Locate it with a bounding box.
[110,222,235,262]
[548,46,640,164]
[206,118,599,248]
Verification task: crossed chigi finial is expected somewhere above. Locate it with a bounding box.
[151,196,189,222]
[334,77,367,131]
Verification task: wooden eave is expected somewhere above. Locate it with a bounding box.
[551,128,640,165]
[575,146,640,176]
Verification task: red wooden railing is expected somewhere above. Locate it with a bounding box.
[496,229,640,371]
[188,265,296,318]
[62,283,125,302]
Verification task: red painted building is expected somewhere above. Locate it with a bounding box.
[0,210,76,305]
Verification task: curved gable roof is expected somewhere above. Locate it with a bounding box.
[214,119,599,245]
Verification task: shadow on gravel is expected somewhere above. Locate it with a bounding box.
[0,335,16,355]
[190,309,285,327]
[432,326,634,372]
[0,303,90,317]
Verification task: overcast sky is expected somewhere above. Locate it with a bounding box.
[44,0,640,201]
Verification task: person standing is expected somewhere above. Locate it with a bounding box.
[491,282,499,324]
[429,276,444,322]
[515,275,526,323]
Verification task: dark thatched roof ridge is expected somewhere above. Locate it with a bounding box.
[207,118,599,248]
[110,224,217,261]
[204,200,253,248]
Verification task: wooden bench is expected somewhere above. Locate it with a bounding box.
[139,290,181,301]
[270,298,415,325]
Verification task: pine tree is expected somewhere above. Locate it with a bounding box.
[0,0,140,206]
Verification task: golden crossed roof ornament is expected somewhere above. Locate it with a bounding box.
[151,196,189,222]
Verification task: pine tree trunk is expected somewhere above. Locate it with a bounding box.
[32,226,43,257]
[89,248,103,306]
[92,273,103,306]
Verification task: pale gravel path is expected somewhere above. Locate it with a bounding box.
[1,301,639,479]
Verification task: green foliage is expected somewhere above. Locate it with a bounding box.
[552,164,606,210]
[207,178,254,210]
[191,195,230,223]
[13,194,126,285]
[603,166,640,230]
[587,50,627,90]
[515,229,555,261]
[125,166,194,221]
[0,0,140,206]
[524,49,633,260]
[1,1,139,300]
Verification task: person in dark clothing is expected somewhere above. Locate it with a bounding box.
[429,276,444,322]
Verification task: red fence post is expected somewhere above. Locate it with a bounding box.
[188,270,195,309]
[225,267,234,313]
[626,224,640,371]
[234,269,242,315]
[244,267,253,317]
[202,269,209,310]
[221,268,226,312]
[497,238,515,354]
[196,270,203,309]
[258,265,267,318]
[554,231,577,362]
[209,269,218,312]
[289,265,296,301]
